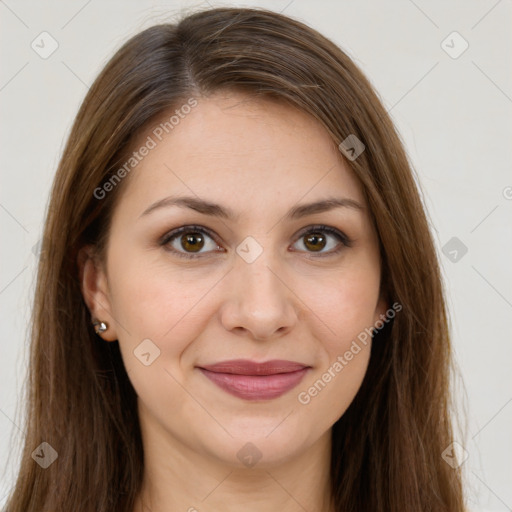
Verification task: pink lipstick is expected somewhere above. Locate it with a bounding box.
[198,359,310,401]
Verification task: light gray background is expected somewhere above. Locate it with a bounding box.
[1,1,511,510]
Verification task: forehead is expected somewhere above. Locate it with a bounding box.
[114,91,365,220]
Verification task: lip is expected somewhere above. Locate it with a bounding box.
[197,359,311,401]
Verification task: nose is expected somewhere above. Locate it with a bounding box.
[219,247,299,341]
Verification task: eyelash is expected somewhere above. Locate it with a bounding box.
[159,224,352,260]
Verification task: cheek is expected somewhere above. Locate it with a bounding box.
[106,249,225,372]
[106,261,213,414]
[294,257,379,413]
[296,344,371,433]
[108,244,201,330]
[295,273,378,425]
[324,281,379,352]
[305,259,381,348]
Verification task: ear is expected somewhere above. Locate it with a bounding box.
[77,245,118,342]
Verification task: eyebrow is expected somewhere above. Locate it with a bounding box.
[139,195,364,221]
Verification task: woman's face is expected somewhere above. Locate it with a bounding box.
[82,91,387,469]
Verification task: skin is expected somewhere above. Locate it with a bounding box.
[80,91,387,512]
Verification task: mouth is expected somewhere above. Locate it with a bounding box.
[197,359,311,401]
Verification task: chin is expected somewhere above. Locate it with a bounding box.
[199,420,315,470]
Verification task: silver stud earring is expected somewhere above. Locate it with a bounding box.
[92,319,108,334]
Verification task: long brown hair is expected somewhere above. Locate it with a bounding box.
[3,7,466,511]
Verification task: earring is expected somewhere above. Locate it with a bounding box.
[92,318,108,334]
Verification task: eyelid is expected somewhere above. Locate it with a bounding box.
[159,224,224,258]
[293,224,352,249]
[159,223,352,259]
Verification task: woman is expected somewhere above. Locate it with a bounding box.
[4,7,466,511]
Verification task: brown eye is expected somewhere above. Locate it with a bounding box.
[160,225,222,259]
[161,224,351,260]
[303,232,327,252]
[291,225,351,256]
[180,232,205,253]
